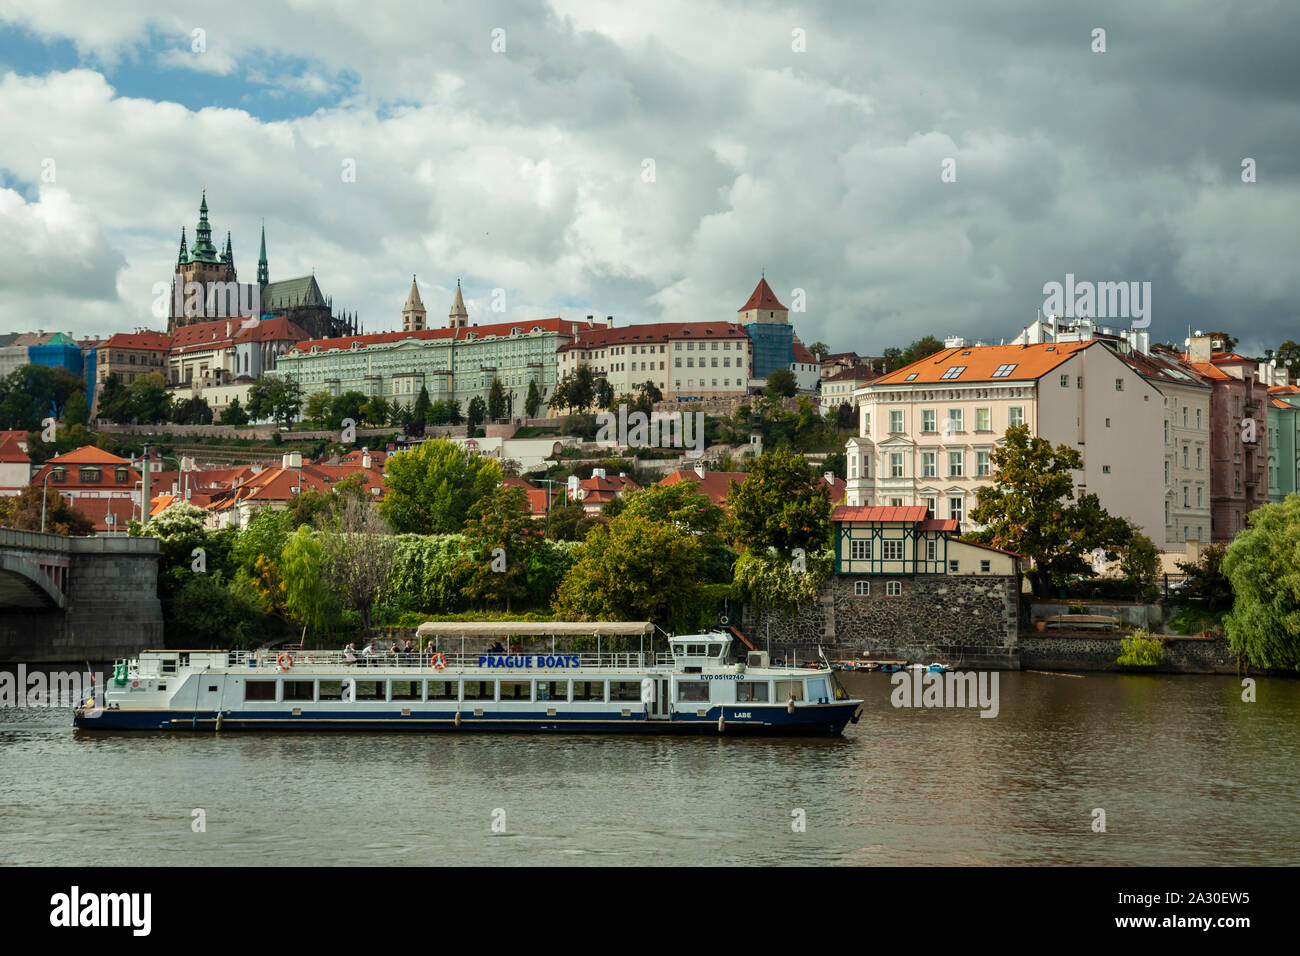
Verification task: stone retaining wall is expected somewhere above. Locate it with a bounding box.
[1019,633,1237,674]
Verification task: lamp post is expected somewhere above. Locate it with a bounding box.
[39,469,52,534]
[537,478,561,537]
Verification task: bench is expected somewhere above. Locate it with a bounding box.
[1043,614,1120,632]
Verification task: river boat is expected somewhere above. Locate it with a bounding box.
[74,622,863,736]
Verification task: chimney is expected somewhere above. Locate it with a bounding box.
[824,471,834,485]
[1189,334,1214,364]
[693,462,706,479]
[362,450,373,470]
[592,467,606,480]
[566,474,580,498]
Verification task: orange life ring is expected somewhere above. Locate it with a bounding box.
[430,653,447,671]
[277,653,295,671]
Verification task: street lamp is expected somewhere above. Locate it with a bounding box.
[39,469,52,533]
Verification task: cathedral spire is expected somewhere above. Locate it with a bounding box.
[403,275,426,331]
[222,231,233,266]
[177,227,188,268]
[257,221,269,286]
[190,189,219,263]
[449,278,468,329]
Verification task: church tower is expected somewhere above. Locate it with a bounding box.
[257,222,269,287]
[402,275,426,332]
[449,279,469,329]
[170,190,239,331]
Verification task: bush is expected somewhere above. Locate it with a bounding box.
[1116,628,1166,667]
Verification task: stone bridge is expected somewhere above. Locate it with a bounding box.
[0,529,163,662]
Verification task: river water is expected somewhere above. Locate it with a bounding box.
[1,671,1296,866]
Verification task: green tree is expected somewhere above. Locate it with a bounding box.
[807,342,830,361]
[1273,340,1300,379]
[457,485,542,611]
[1223,496,1300,669]
[0,485,94,535]
[595,376,614,410]
[967,424,1132,596]
[127,372,172,423]
[1119,527,1160,600]
[545,496,601,542]
[304,390,333,426]
[553,513,708,632]
[550,365,597,413]
[328,391,368,430]
[379,437,503,534]
[727,447,832,556]
[218,397,250,426]
[524,380,542,419]
[63,390,90,428]
[247,375,304,427]
[487,378,507,421]
[412,386,432,425]
[1175,543,1233,611]
[317,494,395,631]
[466,395,487,434]
[96,373,131,423]
[169,571,276,649]
[170,396,213,425]
[280,526,338,636]
[639,380,663,405]
[765,368,797,398]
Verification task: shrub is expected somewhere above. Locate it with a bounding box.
[1116,628,1165,667]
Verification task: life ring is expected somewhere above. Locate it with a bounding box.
[277,653,294,671]
[719,615,729,625]
[430,653,447,671]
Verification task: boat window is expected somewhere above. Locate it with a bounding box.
[160,658,178,675]
[707,644,723,657]
[462,680,494,701]
[774,680,805,702]
[319,680,345,701]
[283,680,314,701]
[737,682,769,703]
[609,681,641,702]
[806,678,829,702]
[244,680,276,702]
[354,681,383,701]
[499,681,532,701]
[687,644,705,656]
[677,681,710,702]
[572,680,606,702]
[537,681,568,702]
[390,680,421,701]
[426,680,457,701]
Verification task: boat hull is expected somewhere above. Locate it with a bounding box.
[75,702,861,736]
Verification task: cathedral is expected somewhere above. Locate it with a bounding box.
[168,191,358,340]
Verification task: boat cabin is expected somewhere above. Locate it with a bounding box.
[670,634,731,671]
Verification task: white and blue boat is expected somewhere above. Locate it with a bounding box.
[74,622,863,736]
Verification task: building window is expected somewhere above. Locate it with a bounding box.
[975,407,990,431]
[923,497,936,518]
[1115,378,1124,391]
[890,453,904,478]
[854,581,870,596]
[1060,374,1069,387]
[1196,408,1202,429]
[1008,407,1024,428]
[1197,486,1203,508]
[1165,500,1170,524]
[976,450,990,477]
[1182,407,1188,427]
[949,560,960,573]
[882,539,904,561]
[1164,420,1170,443]
[885,581,902,597]
[922,409,936,433]
[922,452,936,477]
[948,451,964,477]
[947,409,963,431]
[850,539,871,561]
[949,496,963,523]
[889,410,904,433]
[1183,486,1190,508]
[925,538,937,561]
[1164,461,1170,484]
[991,364,1017,378]
[940,366,966,380]
[980,559,992,572]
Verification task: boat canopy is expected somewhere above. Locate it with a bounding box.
[415,621,655,638]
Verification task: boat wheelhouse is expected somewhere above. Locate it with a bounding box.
[74,622,862,736]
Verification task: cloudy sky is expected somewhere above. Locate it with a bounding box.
[1,0,1297,355]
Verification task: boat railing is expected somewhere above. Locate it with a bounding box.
[219,650,676,670]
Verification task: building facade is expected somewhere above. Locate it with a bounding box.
[739,277,793,381]
[1267,385,1300,503]
[556,321,751,401]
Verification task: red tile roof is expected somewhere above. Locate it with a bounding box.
[47,446,132,465]
[917,518,959,532]
[738,277,787,312]
[657,469,749,505]
[872,341,1096,387]
[832,505,929,523]
[791,340,817,364]
[71,496,137,533]
[823,366,878,383]
[559,321,749,352]
[0,437,29,464]
[170,315,309,352]
[101,331,171,351]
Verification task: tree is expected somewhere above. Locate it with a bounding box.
[524,380,542,419]
[379,437,503,534]
[550,365,597,413]
[1204,331,1238,353]
[279,526,338,636]
[127,372,172,423]
[766,369,797,398]
[247,375,303,427]
[63,391,89,428]
[170,396,213,425]
[328,391,368,430]
[545,496,601,542]
[96,373,131,424]
[1176,543,1232,611]
[553,513,708,632]
[304,390,333,426]
[219,397,250,426]
[808,342,830,361]
[1274,340,1300,379]
[835,402,855,431]
[487,378,507,421]
[727,447,832,556]
[0,365,83,429]
[1119,527,1160,600]
[412,386,432,427]
[361,396,391,427]
[317,494,395,631]
[466,396,487,434]
[639,380,663,405]
[0,485,94,535]
[595,376,614,410]
[967,424,1132,596]
[456,485,542,611]
[1223,496,1300,669]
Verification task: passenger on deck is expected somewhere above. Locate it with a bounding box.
[360,641,376,666]
[488,640,505,654]
[343,642,359,665]
[403,639,414,657]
